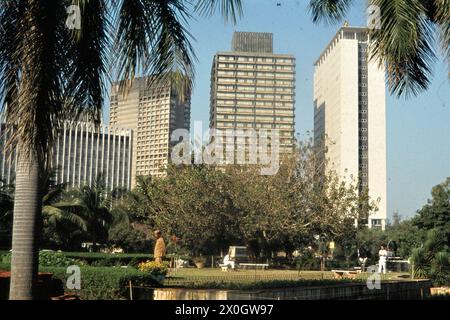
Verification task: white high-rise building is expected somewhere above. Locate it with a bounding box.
[313,26,387,229]
[0,119,133,191]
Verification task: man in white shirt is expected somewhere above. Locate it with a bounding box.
[223,254,235,270]
[378,245,388,274]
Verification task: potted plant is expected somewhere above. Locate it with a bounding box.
[193,257,206,269]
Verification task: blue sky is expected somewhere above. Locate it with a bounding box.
[101,1,449,220]
[184,0,450,220]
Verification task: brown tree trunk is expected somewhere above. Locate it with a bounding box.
[9,149,41,300]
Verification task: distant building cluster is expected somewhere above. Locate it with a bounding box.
[0,27,387,228]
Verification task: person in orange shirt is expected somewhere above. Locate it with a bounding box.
[153,230,166,264]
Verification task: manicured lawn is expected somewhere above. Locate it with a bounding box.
[164,267,411,286]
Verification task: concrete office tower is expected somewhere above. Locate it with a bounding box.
[110,77,190,186]
[210,31,296,157]
[313,26,387,229]
[0,120,133,191]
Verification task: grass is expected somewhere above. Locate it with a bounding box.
[163,268,412,287]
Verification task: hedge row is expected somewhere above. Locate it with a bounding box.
[0,251,156,267]
[62,252,154,267]
[46,266,163,300]
[0,263,163,300]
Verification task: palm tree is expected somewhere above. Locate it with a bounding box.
[0,170,86,249]
[40,169,88,250]
[0,0,242,299]
[308,0,449,97]
[63,174,112,251]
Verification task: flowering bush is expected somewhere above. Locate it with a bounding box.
[137,260,169,276]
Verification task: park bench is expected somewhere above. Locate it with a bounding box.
[239,263,269,270]
[331,269,360,279]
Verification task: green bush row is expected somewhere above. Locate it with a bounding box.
[0,263,164,300]
[0,262,9,271]
[1,250,155,267]
[62,252,153,266]
[46,266,164,300]
[1,251,77,267]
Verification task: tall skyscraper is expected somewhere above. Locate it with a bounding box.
[313,26,387,229]
[210,32,296,156]
[109,77,190,186]
[0,119,133,191]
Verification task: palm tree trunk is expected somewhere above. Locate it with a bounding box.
[9,149,41,300]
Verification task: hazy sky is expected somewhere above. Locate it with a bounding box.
[185,0,450,220]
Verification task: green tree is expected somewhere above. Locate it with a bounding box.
[0,0,241,299]
[123,140,379,261]
[40,170,88,251]
[153,165,239,256]
[107,202,152,253]
[0,170,86,250]
[385,219,425,258]
[61,175,113,250]
[411,229,449,285]
[309,0,450,97]
[356,227,387,264]
[413,177,450,245]
[410,178,450,285]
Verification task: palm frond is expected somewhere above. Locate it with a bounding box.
[309,0,354,24]
[2,1,70,161]
[145,0,196,99]
[369,0,437,97]
[42,205,88,231]
[114,0,196,101]
[434,0,450,75]
[194,0,243,24]
[113,0,150,87]
[111,207,130,226]
[65,0,112,126]
[0,0,24,150]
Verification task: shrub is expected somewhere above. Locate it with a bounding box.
[0,262,161,300]
[0,253,10,264]
[108,224,152,253]
[411,229,450,285]
[44,266,163,300]
[137,260,169,277]
[39,251,77,267]
[63,252,153,266]
[295,251,320,271]
[1,251,76,268]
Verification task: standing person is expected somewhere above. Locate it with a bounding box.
[154,230,166,264]
[378,245,388,274]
